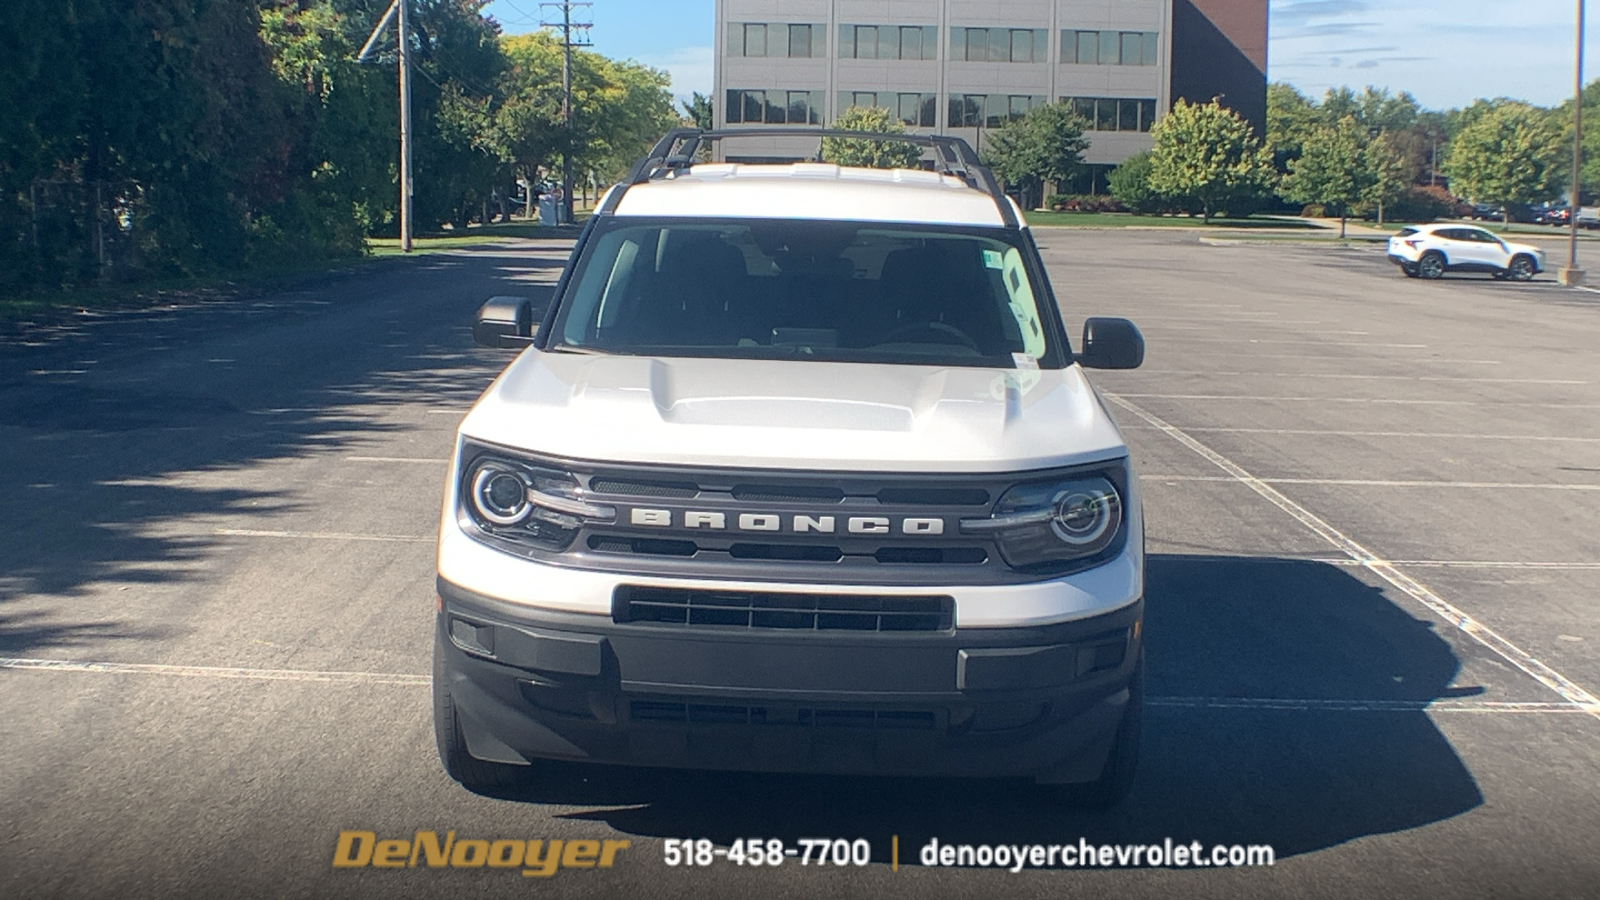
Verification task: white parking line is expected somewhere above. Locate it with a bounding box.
[1115,393,1600,408]
[1148,697,1583,714]
[1116,372,1587,385]
[0,657,428,685]
[0,657,1577,713]
[1122,426,1600,443]
[1166,557,1600,571]
[1141,475,1600,491]
[1174,339,1428,347]
[1108,393,1600,721]
[214,528,432,543]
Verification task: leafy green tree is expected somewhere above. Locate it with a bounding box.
[982,103,1089,210]
[683,92,714,130]
[1445,103,1564,223]
[819,106,923,169]
[1281,116,1369,236]
[1107,151,1165,214]
[1363,131,1412,227]
[1147,98,1276,223]
[1267,82,1320,159]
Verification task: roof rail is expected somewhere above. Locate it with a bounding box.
[599,127,1018,228]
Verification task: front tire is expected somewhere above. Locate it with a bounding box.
[1417,252,1446,280]
[1507,255,1537,281]
[434,644,527,792]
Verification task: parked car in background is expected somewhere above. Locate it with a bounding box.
[1387,224,1545,281]
[1578,207,1600,229]
[1533,204,1570,226]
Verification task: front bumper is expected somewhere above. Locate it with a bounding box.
[436,577,1142,783]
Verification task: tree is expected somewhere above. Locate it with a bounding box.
[1281,117,1369,237]
[1363,131,1411,227]
[982,103,1089,210]
[683,92,713,130]
[1444,103,1563,224]
[819,106,923,169]
[1147,98,1276,223]
[1267,82,1320,159]
[1107,151,1165,214]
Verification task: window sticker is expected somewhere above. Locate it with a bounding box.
[1000,247,1047,357]
[982,248,1004,269]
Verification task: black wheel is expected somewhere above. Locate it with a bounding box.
[1417,252,1446,280]
[1043,652,1143,809]
[1401,264,1419,278]
[434,644,527,792]
[1507,255,1536,282]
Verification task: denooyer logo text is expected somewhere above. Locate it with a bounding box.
[332,830,630,877]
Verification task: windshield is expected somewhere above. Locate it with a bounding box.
[547,218,1065,368]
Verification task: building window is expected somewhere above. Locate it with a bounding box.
[1060,97,1160,131]
[1061,30,1159,65]
[950,27,1049,63]
[948,93,1046,127]
[838,24,937,60]
[727,89,824,124]
[727,22,826,57]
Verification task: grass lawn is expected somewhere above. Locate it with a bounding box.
[2,218,584,327]
[1023,211,1320,229]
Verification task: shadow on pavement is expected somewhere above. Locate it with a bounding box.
[0,247,566,656]
[483,555,1484,862]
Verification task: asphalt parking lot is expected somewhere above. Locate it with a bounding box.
[1,231,1597,900]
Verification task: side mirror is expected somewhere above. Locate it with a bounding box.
[473,296,544,348]
[1078,317,1144,369]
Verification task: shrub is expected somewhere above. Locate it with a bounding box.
[1107,151,1165,214]
[1046,194,1126,213]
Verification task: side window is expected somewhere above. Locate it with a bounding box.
[999,247,1046,358]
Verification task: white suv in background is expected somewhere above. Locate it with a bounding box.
[1387,223,1545,281]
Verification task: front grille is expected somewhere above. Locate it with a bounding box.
[614,586,953,632]
[630,700,937,730]
[590,477,699,498]
[732,484,846,503]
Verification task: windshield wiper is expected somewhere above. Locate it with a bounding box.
[545,344,615,356]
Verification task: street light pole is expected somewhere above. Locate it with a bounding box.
[1562,0,1586,287]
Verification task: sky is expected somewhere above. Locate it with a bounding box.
[482,0,1593,112]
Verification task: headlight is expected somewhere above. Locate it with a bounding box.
[460,448,615,551]
[960,472,1124,570]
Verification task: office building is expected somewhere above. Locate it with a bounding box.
[713,0,1267,174]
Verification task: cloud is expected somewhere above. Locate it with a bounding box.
[635,45,713,106]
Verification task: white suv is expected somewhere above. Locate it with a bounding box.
[434,128,1148,806]
[1387,222,1545,280]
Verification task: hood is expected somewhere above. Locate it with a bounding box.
[458,351,1128,473]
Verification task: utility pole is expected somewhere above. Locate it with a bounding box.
[541,2,592,226]
[1562,0,1586,287]
[360,0,414,252]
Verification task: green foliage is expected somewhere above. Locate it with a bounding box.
[1107,151,1166,214]
[1148,99,1276,222]
[819,107,924,169]
[1,0,683,297]
[981,103,1090,210]
[1281,116,1369,221]
[1266,83,1320,159]
[1444,103,1564,213]
[684,92,714,130]
[1362,131,1412,224]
